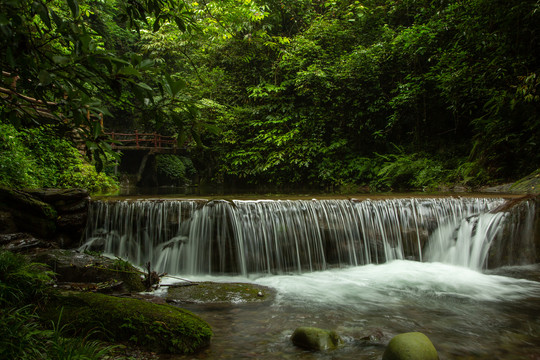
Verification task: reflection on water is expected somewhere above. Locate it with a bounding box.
[163,261,540,360]
[113,184,335,198]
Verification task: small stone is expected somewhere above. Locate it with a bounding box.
[257,291,263,297]
[382,332,438,360]
[291,326,342,351]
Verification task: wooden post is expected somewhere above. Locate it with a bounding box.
[135,130,139,149]
[158,134,162,148]
[154,133,158,148]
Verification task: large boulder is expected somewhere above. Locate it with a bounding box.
[40,291,212,354]
[0,188,57,237]
[382,332,438,360]
[0,188,89,248]
[291,326,343,351]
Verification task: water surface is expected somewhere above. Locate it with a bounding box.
[161,261,540,359]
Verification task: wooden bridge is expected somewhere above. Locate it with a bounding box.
[106,131,182,152]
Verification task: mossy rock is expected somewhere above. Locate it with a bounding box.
[0,188,57,237]
[40,291,212,354]
[0,188,57,220]
[166,282,275,304]
[32,249,146,292]
[383,332,439,360]
[291,326,343,351]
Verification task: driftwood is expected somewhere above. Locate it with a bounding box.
[144,261,161,291]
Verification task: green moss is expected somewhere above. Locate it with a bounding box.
[166,282,275,304]
[33,250,146,293]
[383,332,439,360]
[510,169,540,194]
[40,291,212,354]
[291,326,343,351]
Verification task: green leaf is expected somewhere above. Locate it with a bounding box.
[38,70,51,85]
[139,59,154,69]
[50,10,62,27]
[92,121,102,140]
[33,2,51,29]
[204,124,221,135]
[52,55,70,65]
[118,66,142,77]
[153,16,162,32]
[0,14,9,26]
[79,34,91,53]
[136,82,153,91]
[66,0,79,18]
[90,106,112,117]
[174,16,186,32]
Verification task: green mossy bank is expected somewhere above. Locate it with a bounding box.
[40,291,212,354]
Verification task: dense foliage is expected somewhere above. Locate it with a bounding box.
[1,0,539,191]
[0,123,118,193]
[187,0,539,190]
[156,154,196,186]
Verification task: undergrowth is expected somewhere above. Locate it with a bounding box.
[0,250,117,359]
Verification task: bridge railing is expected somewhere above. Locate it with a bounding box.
[105,131,177,150]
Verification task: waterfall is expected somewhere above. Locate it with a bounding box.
[81,197,537,276]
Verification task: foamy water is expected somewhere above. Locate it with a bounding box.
[253,260,540,305]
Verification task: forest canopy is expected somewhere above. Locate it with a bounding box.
[1,0,539,192]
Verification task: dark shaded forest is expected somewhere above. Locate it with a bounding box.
[1,0,539,192]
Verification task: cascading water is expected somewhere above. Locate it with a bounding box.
[81,195,540,360]
[81,197,536,275]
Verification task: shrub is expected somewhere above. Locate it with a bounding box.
[156,154,196,185]
[373,149,449,190]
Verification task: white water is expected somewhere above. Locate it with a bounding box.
[82,196,540,359]
[254,260,540,304]
[169,261,540,360]
[82,197,529,275]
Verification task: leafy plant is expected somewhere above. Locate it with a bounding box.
[374,148,449,190]
[0,250,53,307]
[46,309,118,360]
[0,306,47,360]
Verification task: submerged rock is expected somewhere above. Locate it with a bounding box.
[382,332,438,360]
[166,281,275,304]
[40,291,212,354]
[291,326,343,351]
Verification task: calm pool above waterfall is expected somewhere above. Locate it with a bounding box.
[82,195,540,359]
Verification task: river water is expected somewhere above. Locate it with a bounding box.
[83,194,540,359]
[161,261,540,359]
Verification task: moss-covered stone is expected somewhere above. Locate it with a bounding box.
[291,326,343,351]
[166,282,274,304]
[32,249,146,292]
[40,291,212,354]
[383,332,439,360]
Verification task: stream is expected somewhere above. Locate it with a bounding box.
[82,194,540,359]
[159,262,540,359]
